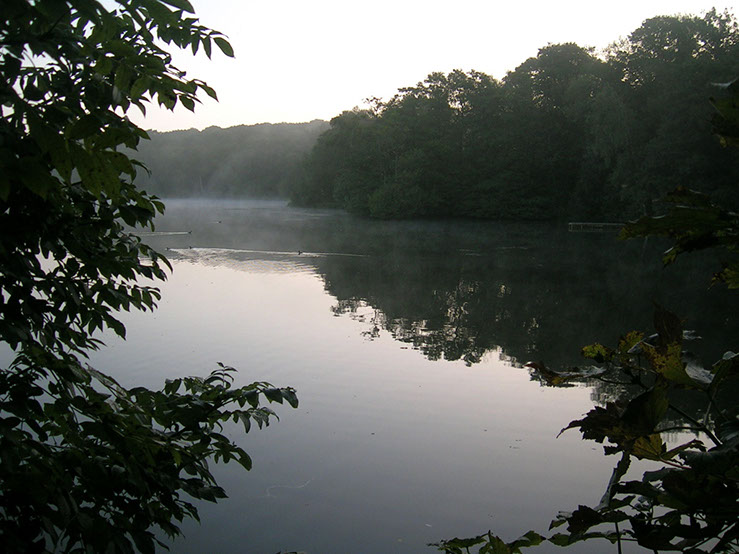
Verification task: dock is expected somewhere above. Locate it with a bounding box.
[568,222,624,233]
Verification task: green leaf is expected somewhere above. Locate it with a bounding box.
[509,530,545,549]
[18,158,60,198]
[621,386,668,437]
[108,317,127,339]
[237,412,251,433]
[714,263,739,288]
[130,77,150,100]
[161,0,195,12]
[157,91,177,110]
[180,95,196,112]
[244,390,259,408]
[213,37,234,57]
[564,505,603,534]
[199,82,218,100]
[281,389,299,408]
[115,64,134,92]
[68,115,102,140]
[142,0,176,23]
[596,452,631,510]
[559,402,624,444]
[24,82,45,101]
[263,388,284,403]
[547,533,573,547]
[237,450,252,471]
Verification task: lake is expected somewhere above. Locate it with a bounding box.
[84,199,736,553]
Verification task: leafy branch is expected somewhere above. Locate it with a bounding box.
[433,306,738,553]
[2,349,299,553]
[1,2,298,552]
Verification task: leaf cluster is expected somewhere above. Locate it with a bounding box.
[619,79,739,289]
[434,305,738,553]
[1,3,298,553]
[1,0,233,354]
[620,187,739,289]
[1,357,297,553]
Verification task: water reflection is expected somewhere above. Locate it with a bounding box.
[88,252,612,553]
[109,199,736,553]
[151,199,738,374]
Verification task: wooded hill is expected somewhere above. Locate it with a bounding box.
[290,10,739,221]
[133,120,328,198]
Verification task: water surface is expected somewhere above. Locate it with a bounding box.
[86,199,736,553]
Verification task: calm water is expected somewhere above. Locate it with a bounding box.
[80,199,736,553]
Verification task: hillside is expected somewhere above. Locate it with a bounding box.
[133,120,328,198]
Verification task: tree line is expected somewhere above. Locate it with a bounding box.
[290,10,739,221]
[434,75,739,554]
[132,120,327,198]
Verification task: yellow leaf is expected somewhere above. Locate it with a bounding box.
[642,342,696,386]
[632,434,665,460]
[618,330,644,354]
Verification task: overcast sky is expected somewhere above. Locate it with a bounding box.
[129,0,738,132]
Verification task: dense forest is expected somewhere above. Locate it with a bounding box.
[133,120,327,197]
[290,10,739,220]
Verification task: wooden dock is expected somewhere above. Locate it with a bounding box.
[568,222,624,233]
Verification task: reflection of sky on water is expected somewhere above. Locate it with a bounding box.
[146,199,739,371]
[86,253,643,553]
[7,199,717,553]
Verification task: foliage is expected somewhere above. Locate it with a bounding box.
[621,186,739,288]
[620,78,739,289]
[0,1,297,552]
[1,360,298,553]
[431,48,739,554]
[291,10,739,221]
[432,306,738,553]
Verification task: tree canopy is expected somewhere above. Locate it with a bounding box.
[0,2,297,552]
[290,10,739,221]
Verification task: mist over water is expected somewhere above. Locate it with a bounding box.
[89,199,735,553]
[148,198,736,368]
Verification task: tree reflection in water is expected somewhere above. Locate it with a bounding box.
[148,201,737,552]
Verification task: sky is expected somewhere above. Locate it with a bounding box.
[129,0,738,132]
